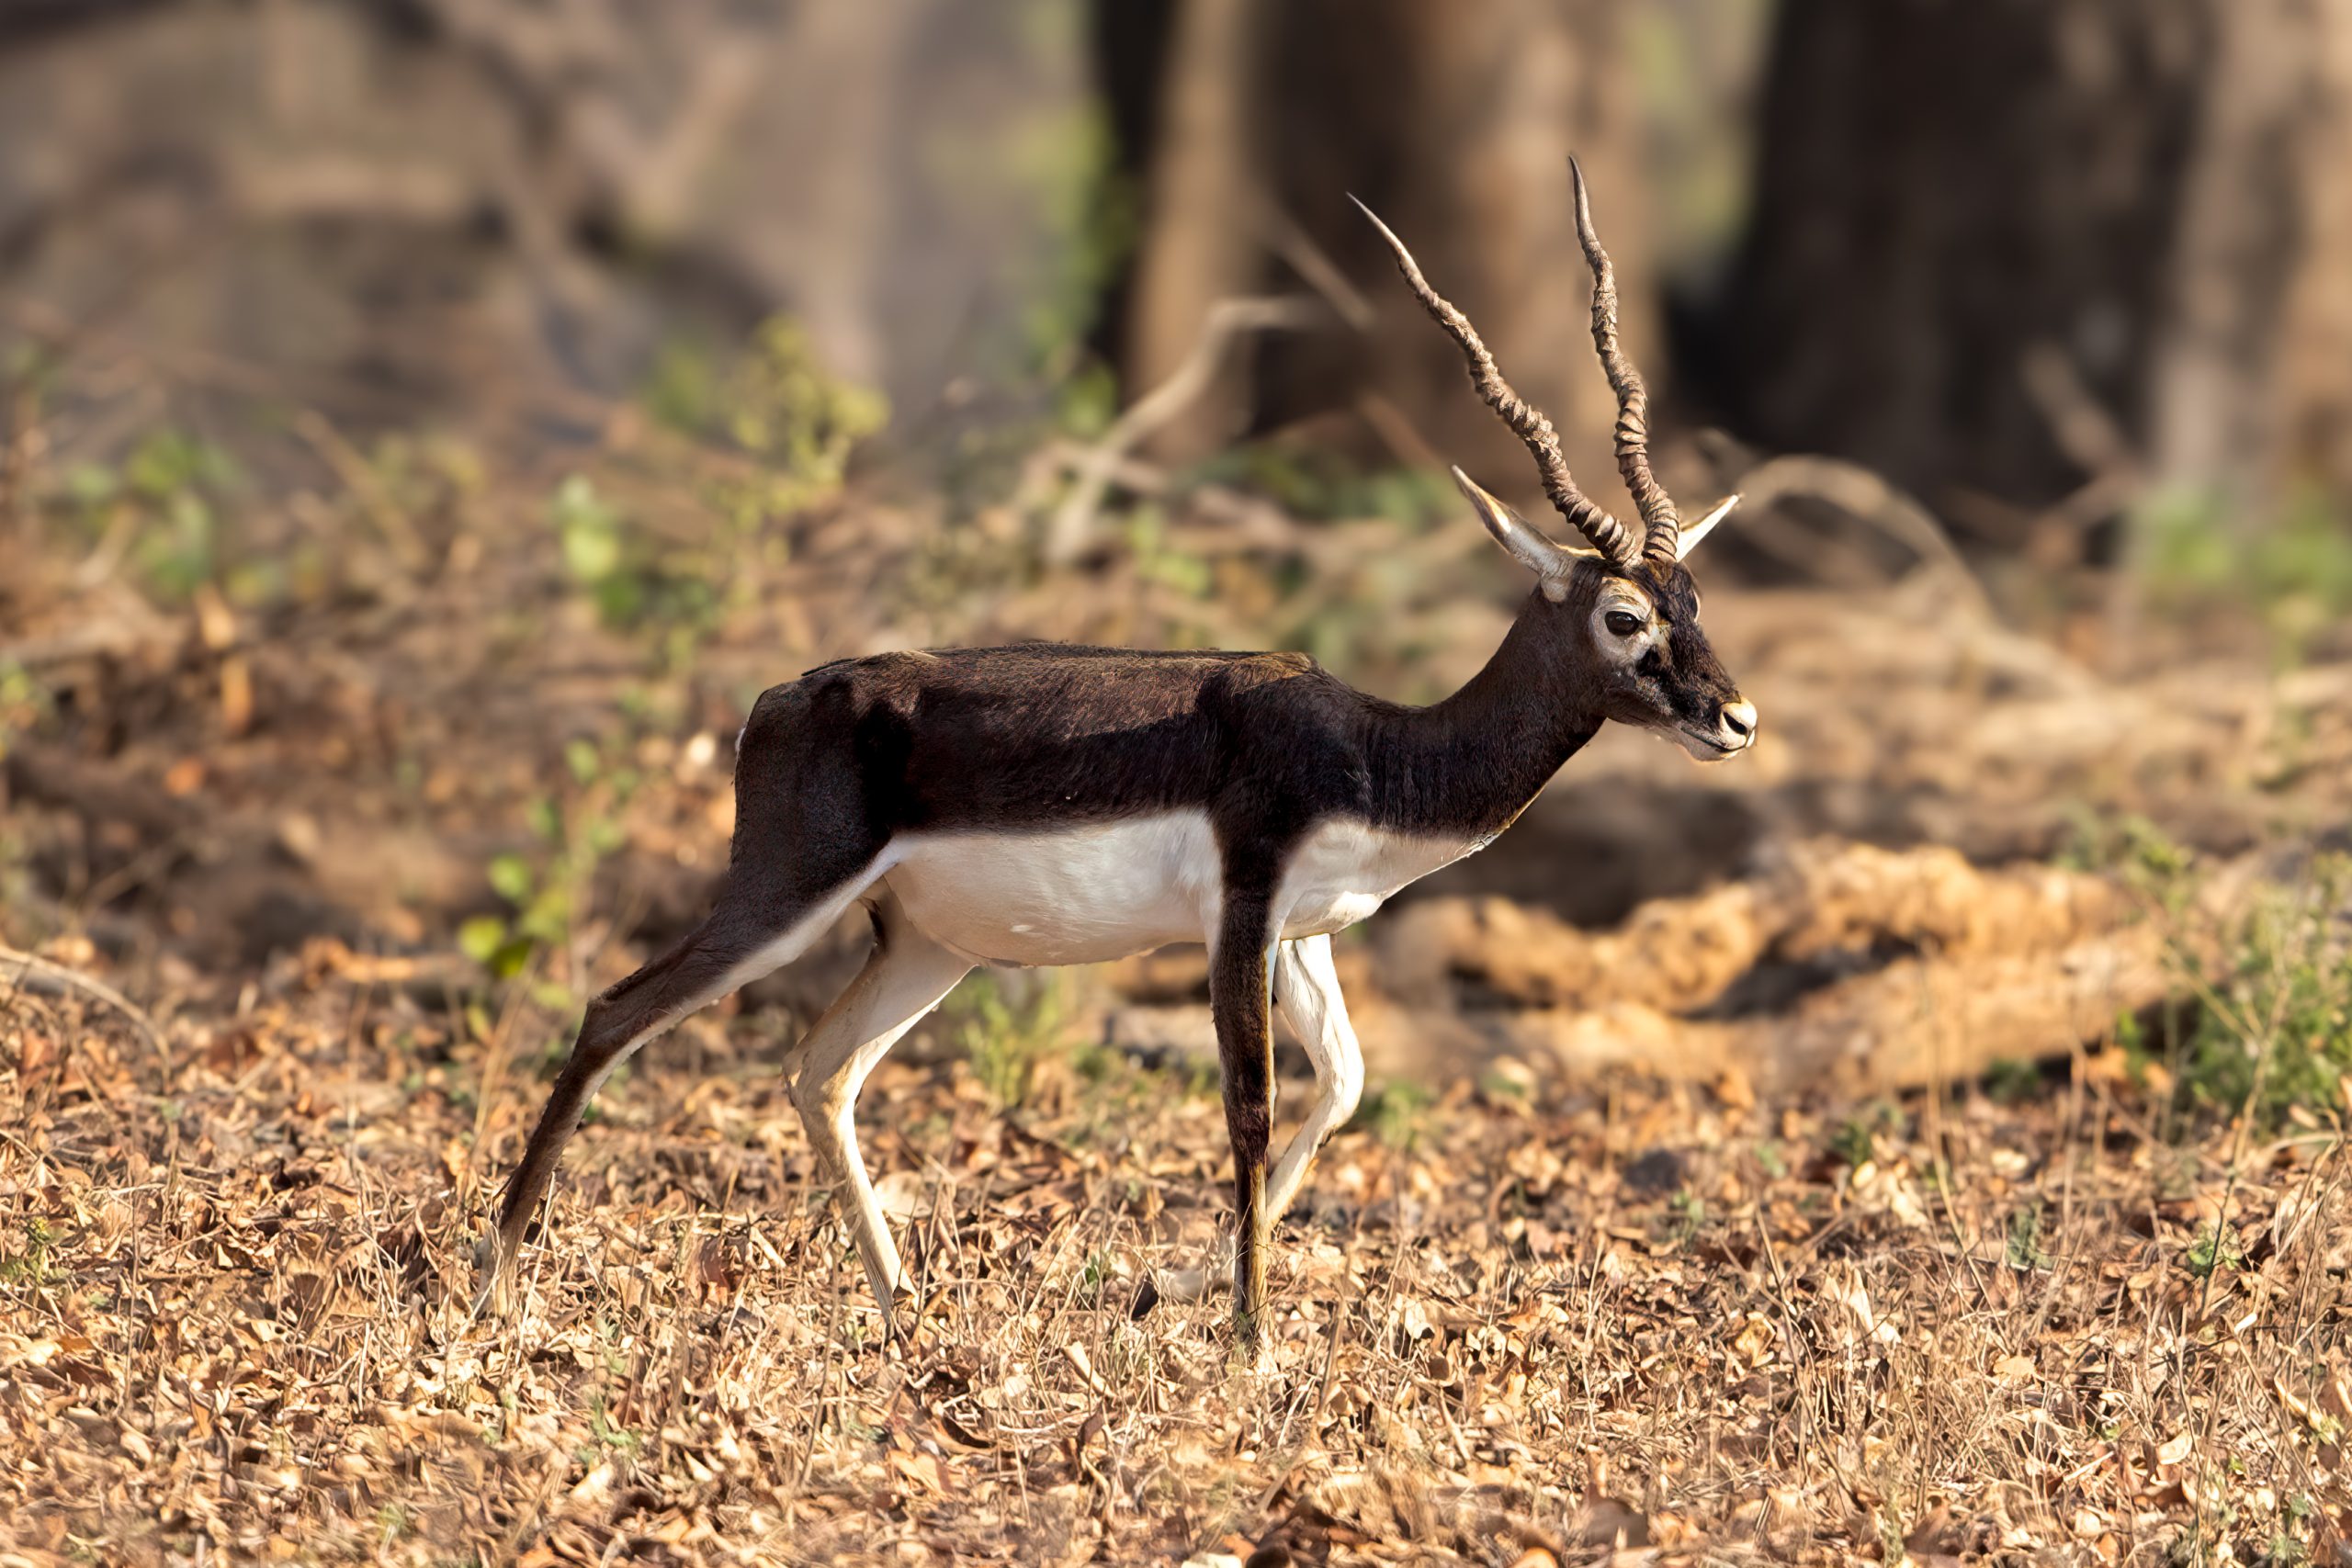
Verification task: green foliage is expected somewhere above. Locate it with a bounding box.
[552,474,628,589]
[1007,103,1136,390]
[0,1215,56,1286]
[459,732,639,985]
[2183,1222,2242,1280]
[1122,507,1214,599]
[2139,485,2352,661]
[2005,1205,2052,1271]
[2092,814,2352,1134]
[911,72,1133,400]
[1984,1056,2044,1106]
[1067,1037,1216,1114]
[582,1393,642,1459]
[2174,856,2352,1126]
[1194,445,1457,528]
[1829,1101,1903,1168]
[645,315,888,525]
[0,659,46,760]
[2057,808,2194,900]
[1352,1079,1432,1152]
[60,432,243,604]
[947,970,1075,1109]
[1656,1189,1706,1247]
[548,475,718,645]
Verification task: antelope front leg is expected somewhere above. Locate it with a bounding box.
[1263,933,1364,1224]
[788,897,971,1317]
[1210,892,1278,1340]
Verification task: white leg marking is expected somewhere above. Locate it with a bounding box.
[1263,932,1365,1224]
[789,891,972,1308]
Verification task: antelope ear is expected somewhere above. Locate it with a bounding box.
[1452,467,1593,591]
[1674,493,1740,560]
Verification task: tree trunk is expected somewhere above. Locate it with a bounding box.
[1118,0,1659,510]
[1724,0,2352,525]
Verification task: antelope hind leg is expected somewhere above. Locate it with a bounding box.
[788,893,971,1319]
[476,858,883,1312]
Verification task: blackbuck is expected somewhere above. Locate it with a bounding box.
[480,160,1756,1337]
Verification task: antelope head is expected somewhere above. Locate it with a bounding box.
[1355,159,1756,761]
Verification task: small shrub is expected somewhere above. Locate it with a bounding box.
[948,970,1075,1109]
[2139,484,2352,662]
[2174,855,2352,1128]
[1352,1079,1432,1152]
[458,733,636,986]
[548,476,720,648]
[2006,1205,2052,1271]
[55,432,244,604]
[645,315,888,525]
[2069,810,2347,1134]
[2183,1222,2242,1280]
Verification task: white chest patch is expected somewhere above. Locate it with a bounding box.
[1273,818,1484,939]
[885,813,1481,966]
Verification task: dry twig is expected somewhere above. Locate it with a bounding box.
[0,942,166,1065]
[1046,296,1323,565]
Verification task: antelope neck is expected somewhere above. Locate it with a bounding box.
[1360,594,1601,844]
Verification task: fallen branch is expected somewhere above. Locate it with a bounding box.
[1045,295,1323,566]
[1734,454,1991,616]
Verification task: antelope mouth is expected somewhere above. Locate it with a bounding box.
[1675,725,1749,761]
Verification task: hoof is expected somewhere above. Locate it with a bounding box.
[1148,1231,1238,1306]
[880,1284,926,1348]
[470,1230,514,1316]
[1150,1263,1218,1304]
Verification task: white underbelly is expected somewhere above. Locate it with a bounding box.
[883,813,1483,967]
[887,816,1223,965]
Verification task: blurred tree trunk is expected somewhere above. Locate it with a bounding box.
[1120,0,1659,508]
[1121,0,1261,462]
[1724,0,2352,526]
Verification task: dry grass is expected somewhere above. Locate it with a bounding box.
[6,357,2352,1566]
[3,946,2347,1566]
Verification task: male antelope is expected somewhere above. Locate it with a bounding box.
[481,162,1755,1337]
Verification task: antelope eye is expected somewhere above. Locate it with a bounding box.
[1604,609,1643,637]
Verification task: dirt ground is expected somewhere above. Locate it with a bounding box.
[3,408,2351,1563]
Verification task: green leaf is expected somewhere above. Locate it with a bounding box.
[457,915,509,965]
[561,519,623,585]
[489,936,536,980]
[487,853,535,905]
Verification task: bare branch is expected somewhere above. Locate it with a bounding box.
[1045,296,1321,566]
